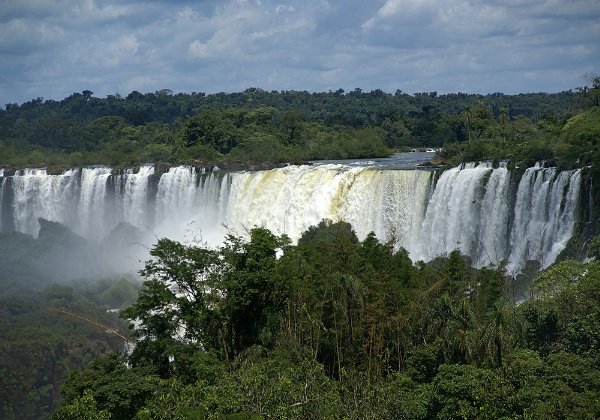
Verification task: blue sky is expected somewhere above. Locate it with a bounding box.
[1,0,599,105]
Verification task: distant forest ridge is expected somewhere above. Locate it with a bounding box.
[3,87,583,127]
[0,84,598,170]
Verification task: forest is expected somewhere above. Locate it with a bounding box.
[0,82,598,171]
[1,81,600,419]
[48,221,600,419]
[2,218,599,419]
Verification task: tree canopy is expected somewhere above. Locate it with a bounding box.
[0,86,591,169]
[51,223,600,419]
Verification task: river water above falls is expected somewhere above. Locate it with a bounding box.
[0,153,581,275]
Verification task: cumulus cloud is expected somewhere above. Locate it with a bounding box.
[275,4,295,14]
[0,0,598,104]
[0,18,65,55]
[358,0,599,92]
[363,0,438,29]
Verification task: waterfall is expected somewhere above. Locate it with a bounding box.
[153,167,231,243]
[221,165,432,244]
[410,162,510,267]
[0,172,5,217]
[119,165,155,229]
[507,166,581,272]
[156,166,198,223]
[78,167,112,238]
[10,168,79,236]
[0,162,583,274]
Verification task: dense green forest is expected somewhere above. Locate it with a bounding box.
[47,221,600,419]
[1,81,598,170]
[0,277,137,419]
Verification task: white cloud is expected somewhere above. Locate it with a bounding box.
[320,68,341,83]
[188,40,210,58]
[71,0,133,22]
[175,6,199,22]
[0,0,599,104]
[530,0,600,17]
[363,0,439,30]
[112,34,139,56]
[125,75,155,91]
[275,4,295,14]
[0,18,65,54]
[185,0,316,63]
[0,0,74,21]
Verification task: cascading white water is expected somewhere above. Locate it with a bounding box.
[477,165,511,267]
[221,165,432,244]
[342,167,432,247]
[410,162,509,266]
[78,167,112,238]
[0,171,5,207]
[156,166,197,223]
[0,161,583,274]
[10,168,79,236]
[507,165,581,272]
[153,168,231,243]
[119,165,155,228]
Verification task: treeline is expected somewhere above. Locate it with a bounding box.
[0,85,594,168]
[52,221,600,419]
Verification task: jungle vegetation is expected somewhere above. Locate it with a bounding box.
[48,221,600,419]
[0,79,598,170]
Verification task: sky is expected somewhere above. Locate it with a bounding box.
[1,0,599,105]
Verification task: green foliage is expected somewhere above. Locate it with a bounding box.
[0,279,133,419]
[0,88,584,167]
[297,219,358,246]
[142,143,173,163]
[182,108,241,154]
[372,373,430,419]
[97,278,139,308]
[228,134,289,163]
[429,364,514,419]
[59,354,159,420]
[516,352,600,419]
[176,107,392,163]
[218,228,291,355]
[48,224,600,419]
[122,229,291,365]
[51,389,110,420]
[0,222,139,419]
[515,140,555,167]
[588,235,600,260]
[461,102,495,141]
[134,345,340,419]
[562,107,600,144]
[437,88,600,169]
